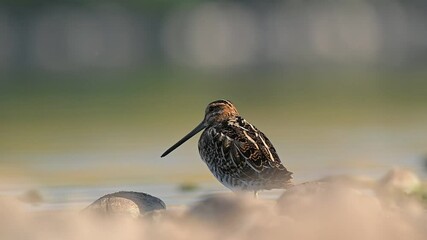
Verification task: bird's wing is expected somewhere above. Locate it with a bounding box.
[215,117,288,174]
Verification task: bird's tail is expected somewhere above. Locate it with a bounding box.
[268,170,294,190]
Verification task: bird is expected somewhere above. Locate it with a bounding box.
[161,99,293,197]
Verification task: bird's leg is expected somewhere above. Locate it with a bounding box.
[253,190,258,199]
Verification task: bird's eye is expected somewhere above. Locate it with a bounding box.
[208,106,215,112]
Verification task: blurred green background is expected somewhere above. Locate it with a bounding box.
[1,0,426,187]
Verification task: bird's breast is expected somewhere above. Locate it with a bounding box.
[198,128,216,164]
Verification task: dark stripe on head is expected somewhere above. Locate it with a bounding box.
[205,99,239,119]
[211,99,233,107]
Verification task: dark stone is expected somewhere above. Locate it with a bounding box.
[84,191,166,218]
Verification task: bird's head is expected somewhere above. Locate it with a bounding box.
[203,100,239,126]
[161,99,238,157]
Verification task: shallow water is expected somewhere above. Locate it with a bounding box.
[1,122,426,211]
[0,182,296,212]
[0,165,423,212]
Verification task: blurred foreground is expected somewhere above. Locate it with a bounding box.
[1,168,426,240]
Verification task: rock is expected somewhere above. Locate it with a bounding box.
[187,193,269,228]
[377,168,421,194]
[84,191,166,218]
[18,189,44,204]
[178,182,199,192]
[277,181,329,212]
[188,194,244,224]
[277,181,384,220]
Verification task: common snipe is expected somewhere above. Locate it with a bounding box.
[161,100,293,196]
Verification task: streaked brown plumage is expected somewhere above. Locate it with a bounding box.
[161,100,293,195]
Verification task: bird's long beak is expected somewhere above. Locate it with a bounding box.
[161,121,206,157]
